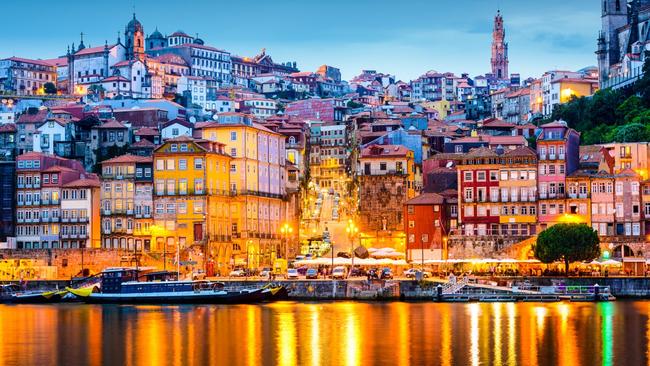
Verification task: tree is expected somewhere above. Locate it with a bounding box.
[612,122,650,143]
[43,82,57,95]
[533,223,600,275]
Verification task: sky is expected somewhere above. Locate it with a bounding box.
[0,0,600,81]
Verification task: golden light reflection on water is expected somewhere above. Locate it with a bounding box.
[1,301,650,365]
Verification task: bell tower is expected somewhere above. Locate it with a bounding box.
[125,13,144,61]
[491,10,509,80]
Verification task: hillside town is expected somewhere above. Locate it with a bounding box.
[2,3,650,280]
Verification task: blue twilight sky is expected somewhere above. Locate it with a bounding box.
[0,0,600,81]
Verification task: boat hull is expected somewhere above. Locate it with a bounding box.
[74,288,274,305]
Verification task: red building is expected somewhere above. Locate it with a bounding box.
[457,147,501,235]
[403,193,449,261]
[285,98,346,121]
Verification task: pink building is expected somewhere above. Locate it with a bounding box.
[536,121,580,230]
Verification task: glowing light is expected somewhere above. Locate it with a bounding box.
[469,303,480,366]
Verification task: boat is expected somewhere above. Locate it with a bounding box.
[68,268,285,305]
[9,289,68,304]
[0,284,20,303]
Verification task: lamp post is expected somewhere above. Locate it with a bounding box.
[280,223,293,260]
[345,219,359,278]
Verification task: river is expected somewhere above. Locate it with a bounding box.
[0,301,648,366]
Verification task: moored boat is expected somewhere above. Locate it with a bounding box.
[68,268,285,305]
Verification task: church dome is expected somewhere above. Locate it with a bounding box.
[193,38,205,45]
[126,14,143,33]
[149,28,164,40]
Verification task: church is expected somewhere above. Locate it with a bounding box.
[597,0,650,88]
[66,14,163,99]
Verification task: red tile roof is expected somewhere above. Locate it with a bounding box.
[0,123,17,133]
[405,192,445,205]
[134,127,159,136]
[63,177,100,188]
[101,154,152,165]
[361,144,412,158]
[3,57,54,67]
[97,119,127,129]
[75,44,118,56]
[17,109,50,124]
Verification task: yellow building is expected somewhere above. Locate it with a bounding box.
[201,113,290,268]
[151,136,232,274]
[496,147,539,236]
[421,100,450,120]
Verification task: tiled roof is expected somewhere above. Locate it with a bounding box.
[3,57,54,67]
[0,123,17,133]
[63,177,100,188]
[129,139,156,148]
[405,192,445,205]
[75,44,118,56]
[101,154,152,165]
[465,146,498,158]
[361,144,411,158]
[17,109,49,124]
[97,119,127,129]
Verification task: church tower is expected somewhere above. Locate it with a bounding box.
[491,10,509,80]
[125,13,144,61]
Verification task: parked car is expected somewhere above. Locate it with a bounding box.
[332,266,347,279]
[404,269,431,279]
[192,270,207,280]
[350,267,367,277]
[229,269,246,277]
[286,268,300,279]
[259,268,273,278]
[306,268,319,279]
[380,268,394,280]
[297,266,309,275]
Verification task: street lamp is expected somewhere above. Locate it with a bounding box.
[280,223,293,260]
[345,219,359,278]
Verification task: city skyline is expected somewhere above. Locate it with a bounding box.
[1,0,599,80]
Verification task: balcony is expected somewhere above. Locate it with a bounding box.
[78,217,88,223]
[41,199,50,205]
[61,217,70,223]
[102,209,112,215]
[17,183,24,188]
[17,201,24,206]
[70,217,79,223]
[41,217,50,223]
[559,153,565,160]
[126,209,134,215]
[539,154,546,160]
[51,217,60,222]
[549,154,556,160]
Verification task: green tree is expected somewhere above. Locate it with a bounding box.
[612,122,650,142]
[43,82,57,95]
[533,223,600,275]
[616,95,643,123]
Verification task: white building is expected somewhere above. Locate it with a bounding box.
[242,98,277,119]
[161,118,193,140]
[33,118,66,154]
[178,75,207,110]
[110,59,151,98]
[60,177,100,249]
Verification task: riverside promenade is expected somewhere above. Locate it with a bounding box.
[5,276,650,300]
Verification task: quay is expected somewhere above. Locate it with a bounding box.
[0,277,625,302]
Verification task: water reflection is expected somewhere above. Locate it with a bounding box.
[1,301,650,365]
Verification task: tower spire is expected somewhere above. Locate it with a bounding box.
[490,9,509,80]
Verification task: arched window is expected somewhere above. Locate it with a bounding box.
[288,136,296,145]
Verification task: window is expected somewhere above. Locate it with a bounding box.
[166,180,175,195]
[490,171,498,181]
[616,182,623,196]
[230,148,237,157]
[476,171,486,182]
[179,179,188,195]
[464,171,472,182]
[230,164,236,172]
[464,188,473,202]
[178,159,187,170]
[166,159,175,170]
[230,131,237,141]
[156,159,164,171]
[194,158,203,170]
[195,179,204,194]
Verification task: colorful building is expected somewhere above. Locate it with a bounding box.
[152,136,233,273]
[536,120,580,230]
[100,154,153,251]
[403,193,449,261]
[201,113,290,268]
[357,144,415,249]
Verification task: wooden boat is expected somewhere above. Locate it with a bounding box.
[0,284,20,303]
[68,268,285,305]
[9,289,68,304]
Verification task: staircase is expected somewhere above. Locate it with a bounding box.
[442,276,469,294]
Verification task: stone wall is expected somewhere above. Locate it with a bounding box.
[358,174,409,232]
